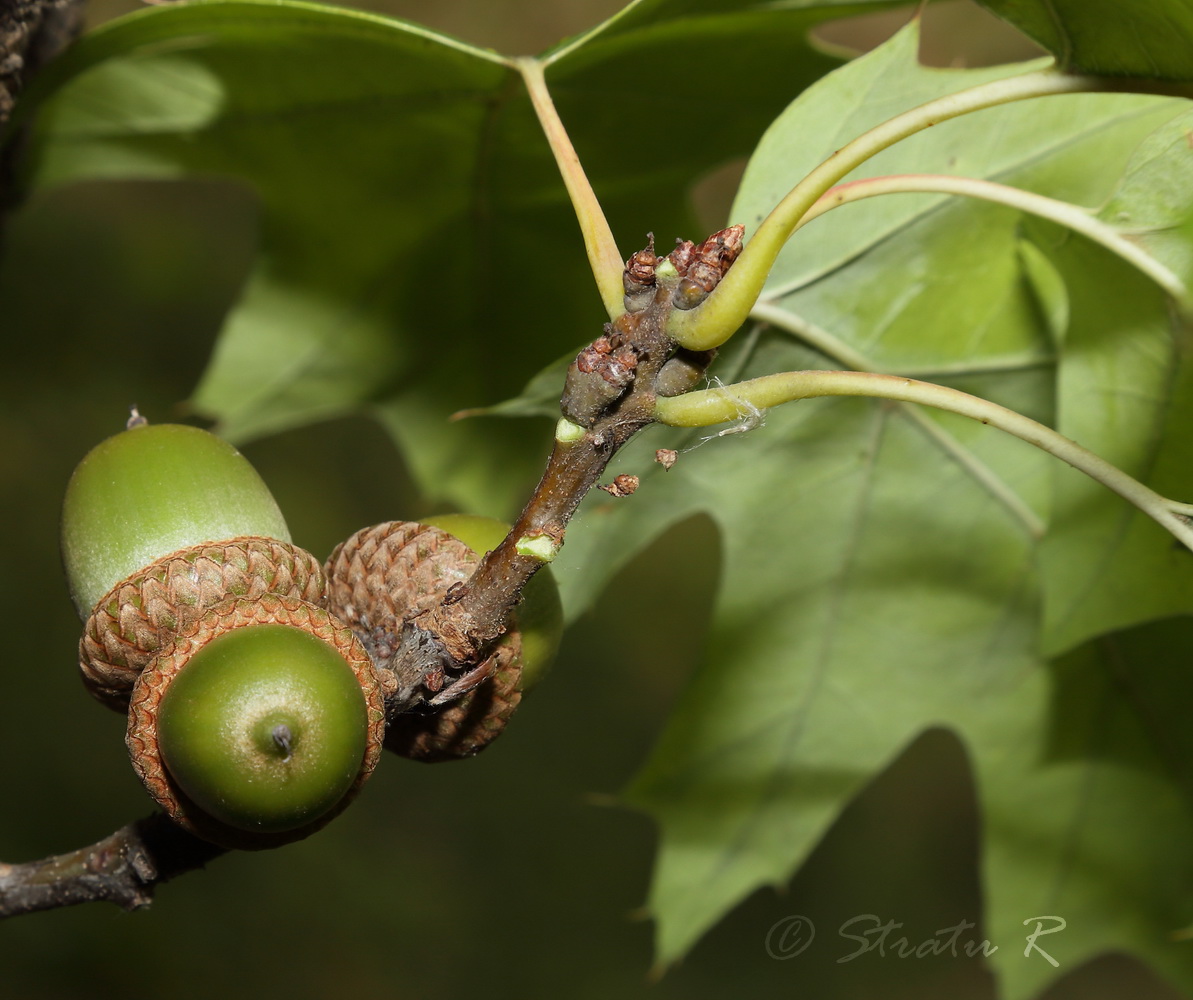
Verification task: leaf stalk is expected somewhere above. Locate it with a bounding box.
[655,369,1193,552]
[800,173,1188,303]
[517,56,625,320]
[669,65,1193,352]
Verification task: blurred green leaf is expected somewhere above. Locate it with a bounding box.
[1033,111,1193,654]
[11,0,513,442]
[11,0,923,516]
[976,0,1193,80]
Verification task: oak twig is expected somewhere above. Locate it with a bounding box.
[383,230,741,712]
[0,813,227,919]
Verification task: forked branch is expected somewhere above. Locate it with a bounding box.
[386,230,738,691]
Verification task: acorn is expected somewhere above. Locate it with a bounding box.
[127,595,383,849]
[61,416,384,848]
[323,515,563,762]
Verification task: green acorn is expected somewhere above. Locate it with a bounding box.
[62,419,292,618]
[62,416,383,848]
[127,595,384,849]
[63,418,326,709]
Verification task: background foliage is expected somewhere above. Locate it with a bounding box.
[4,2,1193,998]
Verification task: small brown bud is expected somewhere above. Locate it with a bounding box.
[575,346,601,374]
[561,337,640,425]
[655,449,678,471]
[699,225,745,273]
[669,239,697,275]
[655,348,716,397]
[672,264,719,310]
[598,474,639,498]
[671,225,746,310]
[623,234,659,292]
[608,346,639,380]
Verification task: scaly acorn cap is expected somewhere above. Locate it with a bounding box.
[79,536,324,710]
[127,594,385,850]
[323,520,524,763]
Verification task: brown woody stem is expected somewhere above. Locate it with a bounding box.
[387,299,672,686]
[387,234,734,698]
[0,813,226,918]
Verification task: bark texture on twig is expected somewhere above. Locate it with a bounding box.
[2,0,79,121]
[1,0,84,207]
[0,813,227,918]
[383,231,736,705]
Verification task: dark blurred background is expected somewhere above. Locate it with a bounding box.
[1,2,1183,998]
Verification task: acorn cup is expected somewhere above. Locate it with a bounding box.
[127,594,383,850]
[323,515,563,763]
[61,418,384,849]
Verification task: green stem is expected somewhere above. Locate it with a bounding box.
[667,65,1187,352]
[517,57,625,320]
[655,370,1193,552]
[799,173,1188,302]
